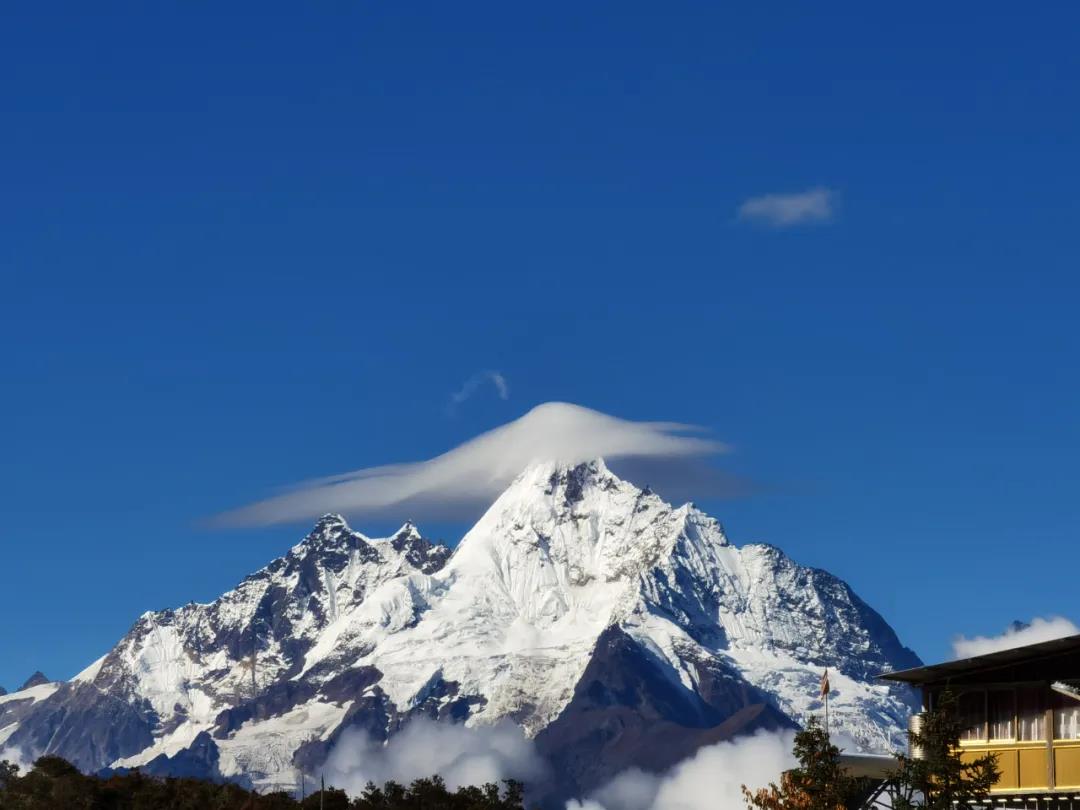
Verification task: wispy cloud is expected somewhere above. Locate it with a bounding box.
[214,402,729,526]
[737,187,835,227]
[449,370,509,412]
[952,616,1079,659]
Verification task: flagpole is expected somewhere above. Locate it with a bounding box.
[820,668,830,740]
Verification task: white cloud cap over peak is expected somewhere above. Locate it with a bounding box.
[737,187,835,227]
[952,616,1080,660]
[215,402,729,527]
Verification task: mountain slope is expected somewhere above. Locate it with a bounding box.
[1,460,919,795]
[2,519,451,783]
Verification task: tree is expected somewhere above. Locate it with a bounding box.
[0,759,18,791]
[352,776,527,810]
[889,690,999,810]
[299,785,350,810]
[744,717,861,810]
[0,754,531,809]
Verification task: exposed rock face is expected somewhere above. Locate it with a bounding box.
[18,672,50,691]
[1,460,919,796]
[533,625,794,797]
[3,683,154,771]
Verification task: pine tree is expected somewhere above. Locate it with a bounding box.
[743,717,861,810]
[889,689,999,810]
[0,759,18,790]
[0,754,532,809]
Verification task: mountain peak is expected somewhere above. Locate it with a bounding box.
[504,457,619,501]
[386,521,450,573]
[303,513,367,548]
[387,520,422,550]
[521,456,612,476]
[19,671,50,691]
[391,520,420,539]
[312,513,349,532]
[452,454,723,600]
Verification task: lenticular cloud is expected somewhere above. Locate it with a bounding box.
[215,402,727,527]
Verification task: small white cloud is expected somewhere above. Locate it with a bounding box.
[952,616,1080,659]
[214,402,727,526]
[449,370,509,411]
[737,187,835,227]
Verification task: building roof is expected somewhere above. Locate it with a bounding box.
[879,633,1080,685]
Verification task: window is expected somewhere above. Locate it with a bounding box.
[1018,687,1045,741]
[959,691,987,741]
[989,690,1016,740]
[1054,690,1080,740]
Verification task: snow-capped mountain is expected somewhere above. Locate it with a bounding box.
[0,460,919,796]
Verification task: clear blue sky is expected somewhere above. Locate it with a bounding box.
[3,2,1078,692]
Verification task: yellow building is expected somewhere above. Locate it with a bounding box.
[880,633,1080,806]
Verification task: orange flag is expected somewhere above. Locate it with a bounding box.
[820,668,830,698]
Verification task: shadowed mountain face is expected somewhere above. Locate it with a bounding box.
[18,672,50,691]
[1,460,919,796]
[534,625,796,800]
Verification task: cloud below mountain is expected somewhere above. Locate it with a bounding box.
[322,719,546,794]
[320,720,794,810]
[952,616,1079,659]
[214,402,728,526]
[0,746,30,773]
[566,730,796,810]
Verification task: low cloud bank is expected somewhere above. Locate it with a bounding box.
[566,730,797,810]
[0,746,30,773]
[319,720,794,809]
[322,720,547,794]
[952,616,1079,659]
[216,402,728,526]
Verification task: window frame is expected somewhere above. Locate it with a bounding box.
[1052,684,1080,742]
[956,688,990,744]
[987,688,1017,742]
[945,684,1053,746]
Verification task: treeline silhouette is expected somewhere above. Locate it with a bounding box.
[0,756,528,810]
